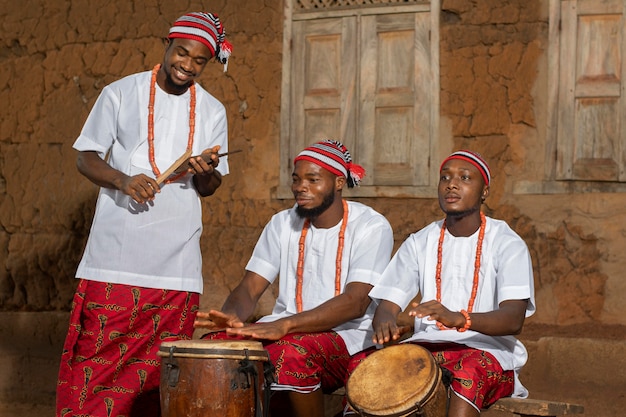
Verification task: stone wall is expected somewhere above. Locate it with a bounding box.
[1,0,625,412]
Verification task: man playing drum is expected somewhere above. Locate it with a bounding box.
[195,140,394,417]
[349,150,535,417]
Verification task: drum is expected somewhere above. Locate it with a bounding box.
[346,344,448,417]
[158,339,272,417]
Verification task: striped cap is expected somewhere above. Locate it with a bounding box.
[440,150,491,186]
[168,12,233,71]
[294,140,366,188]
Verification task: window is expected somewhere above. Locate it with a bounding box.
[521,0,626,194]
[278,0,440,198]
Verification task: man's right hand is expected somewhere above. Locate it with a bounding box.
[120,174,160,204]
[76,151,160,203]
[194,309,244,331]
[372,300,411,345]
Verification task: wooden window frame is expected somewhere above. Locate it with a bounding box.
[515,0,626,195]
[276,0,441,199]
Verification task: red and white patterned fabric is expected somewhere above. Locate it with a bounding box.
[56,279,199,417]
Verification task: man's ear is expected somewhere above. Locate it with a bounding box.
[481,185,490,202]
[336,176,346,191]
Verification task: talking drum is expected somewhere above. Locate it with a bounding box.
[158,339,272,417]
[346,344,448,417]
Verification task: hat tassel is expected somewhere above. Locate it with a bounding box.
[218,39,233,72]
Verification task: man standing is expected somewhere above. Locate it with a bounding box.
[354,150,535,417]
[56,12,233,417]
[195,140,394,417]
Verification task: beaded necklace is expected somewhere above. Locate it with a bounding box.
[148,64,196,184]
[295,199,349,313]
[435,211,486,331]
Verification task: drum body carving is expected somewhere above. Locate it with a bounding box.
[158,339,270,417]
[346,344,448,417]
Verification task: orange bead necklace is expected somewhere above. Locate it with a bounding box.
[148,64,196,184]
[435,211,486,330]
[296,199,348,313]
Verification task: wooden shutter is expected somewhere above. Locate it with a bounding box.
[557,0,626,181]
[279,2,439,198]
[291,17,358,162]
[358,12,433,186]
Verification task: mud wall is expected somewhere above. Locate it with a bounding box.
[1,0,624,328]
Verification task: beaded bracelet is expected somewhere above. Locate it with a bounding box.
[457,309,471,332]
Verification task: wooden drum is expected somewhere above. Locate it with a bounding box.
[346,344,448,417]
[158,339,271,417]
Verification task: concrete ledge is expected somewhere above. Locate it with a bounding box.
[522,337,626,386]
[491,397,584,416]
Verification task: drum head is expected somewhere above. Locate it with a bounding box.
[347,344,440,416]
[158,339,268,361]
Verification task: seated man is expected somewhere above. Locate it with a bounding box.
[195,140,394,417]
[350,150,535,417]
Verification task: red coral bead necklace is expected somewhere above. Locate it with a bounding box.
[148,64,196,184]
[435,211,486,331]
[296,199,348,313]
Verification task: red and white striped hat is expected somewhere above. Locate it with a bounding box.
[168,12,233,71]
[294,140,366,188]
[440,150,491,186]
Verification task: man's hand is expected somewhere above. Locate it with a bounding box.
[188,145,220,175]
[194,309,244,331]
[191,146,223,197]
[372,300,411,345]
[119,174,160,204]
[76,151,161,203]
[408,300,465,329]
[225,321,290,341]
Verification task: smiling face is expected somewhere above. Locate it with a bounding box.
[438,158,489,218]
[158,38,213,94]
[292,160,344,220]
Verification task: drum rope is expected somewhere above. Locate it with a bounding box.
[237,349,274,417]
[166,346,181,387]
[262,360,276,417]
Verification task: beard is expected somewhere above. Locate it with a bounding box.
[441,205,481,219]
[160,64,193,95]
[295,189,335,219]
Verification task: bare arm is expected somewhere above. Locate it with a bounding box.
[193,170,222,196]
[409,299,529,336]
[194,271,270,331]
[221,271,271,321]
[76,150,160,203]
[227,281,374,340]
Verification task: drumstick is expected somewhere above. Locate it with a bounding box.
[217,149,243,157]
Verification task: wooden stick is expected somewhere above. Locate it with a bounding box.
[156,149,193,185]
[172,149,243,174]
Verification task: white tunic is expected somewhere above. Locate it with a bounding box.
[369,217,535,397]
[247,201,394,355]
[73,70,229,293]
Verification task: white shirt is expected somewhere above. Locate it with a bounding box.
[369,217,535,397]
[73,70,229,293]
[247,201,394,355]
